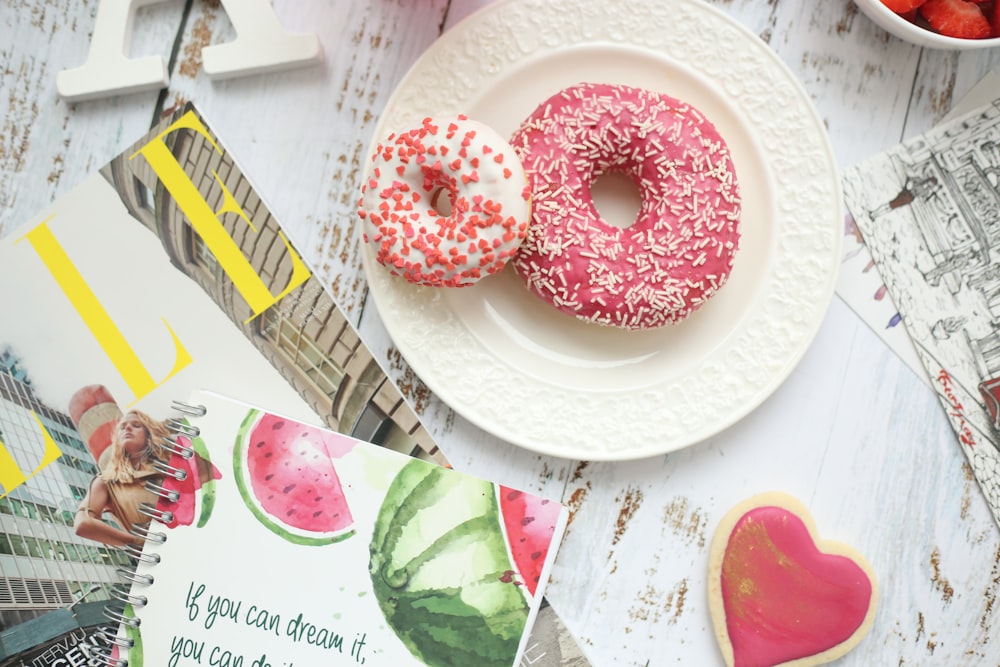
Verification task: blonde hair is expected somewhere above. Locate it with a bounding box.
[100,410,170,484]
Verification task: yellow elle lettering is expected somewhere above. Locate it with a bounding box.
[18,219,192,403]
[133,110,310,320]
[0,413,62,498]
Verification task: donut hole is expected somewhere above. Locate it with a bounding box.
[590,169,642,229]
[430,186,454,217]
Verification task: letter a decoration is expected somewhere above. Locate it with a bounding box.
[56,0,322,103]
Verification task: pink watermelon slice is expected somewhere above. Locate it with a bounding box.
[498,487,561,596]
[234,410,355,545]
[154,434,221,529]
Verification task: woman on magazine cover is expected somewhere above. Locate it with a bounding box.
[74,410,170,547]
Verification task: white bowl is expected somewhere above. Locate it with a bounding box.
[855,0,1000,49]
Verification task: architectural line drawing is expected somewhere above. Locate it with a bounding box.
[845,99,1000,524]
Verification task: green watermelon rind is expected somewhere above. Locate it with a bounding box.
[233,409,355,547]
[369,461,529,667]
[187,424,216,529]
[122,603,143,667]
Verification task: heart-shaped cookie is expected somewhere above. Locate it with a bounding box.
[707,493,878,667]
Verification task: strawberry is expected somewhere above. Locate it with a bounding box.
[989,0,1000,34]
[881,0,928,12]
[919,0,992,37]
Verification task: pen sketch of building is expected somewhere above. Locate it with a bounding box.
[844,98,1000,523]
[99,104,440,465]
[865,102,1000,423]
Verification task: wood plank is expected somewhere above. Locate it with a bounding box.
[0,0,185,238]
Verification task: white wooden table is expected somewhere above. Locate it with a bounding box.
[4,1,1000,665]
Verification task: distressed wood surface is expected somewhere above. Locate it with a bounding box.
[4,1,1000,665]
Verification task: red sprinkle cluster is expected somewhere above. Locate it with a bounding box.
[358,116,529,288]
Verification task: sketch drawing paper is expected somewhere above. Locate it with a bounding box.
[844,98,1000,526]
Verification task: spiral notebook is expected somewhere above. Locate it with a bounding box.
[99,390,567,667]
[0,103,587,667]
[0,102,443,667]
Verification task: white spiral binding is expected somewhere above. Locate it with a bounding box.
[93,400,206,667]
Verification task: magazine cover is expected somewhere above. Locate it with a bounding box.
[843,98,1000,527]
[0,103,442,665]
[110,389,567,667]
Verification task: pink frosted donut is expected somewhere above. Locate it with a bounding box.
[511,83,742,330]
[358,116,531,287]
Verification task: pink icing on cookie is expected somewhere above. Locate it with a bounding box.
[510,82,741,330]
[713,500,877,667]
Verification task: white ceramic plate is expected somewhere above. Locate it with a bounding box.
[361,0,842,460]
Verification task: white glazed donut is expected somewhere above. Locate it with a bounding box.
[358,116,531,287]
[511,83,742,330]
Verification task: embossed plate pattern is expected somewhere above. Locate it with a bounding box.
[360,0,842,460]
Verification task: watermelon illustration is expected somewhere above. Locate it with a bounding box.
[497,487,562,597]
[234,410,355,545]
[154,433,222,529]
[190,433,220,528]
[108,603,143,667]
[369,461,543,667]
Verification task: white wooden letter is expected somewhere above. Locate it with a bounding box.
[56,0,322,103]
[202,0,323,79]
[56,0,169,103]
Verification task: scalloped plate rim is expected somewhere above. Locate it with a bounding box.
[358,0,843,461]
